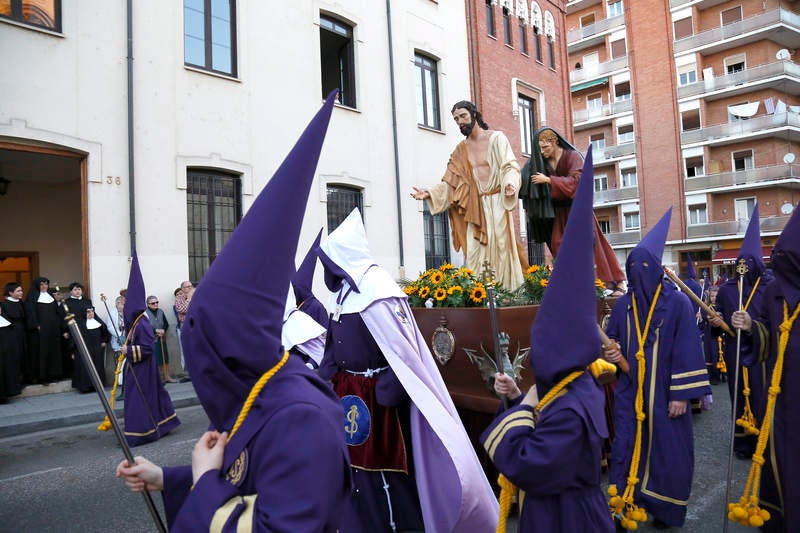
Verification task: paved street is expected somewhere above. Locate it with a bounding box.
[0,404,209,532]
[0,378,756,532]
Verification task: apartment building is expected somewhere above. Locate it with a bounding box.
[0,1,471,304]
[566,0,800,279]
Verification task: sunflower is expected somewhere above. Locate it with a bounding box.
[526,265,540,274]
[470,285,487,303]
[447,285,463,295]
[433,288,447,301]
[403,285,417,296]
[429,271,445,285]
[539,279,548,287]
[418,286,430,299]
[595,278,606,289]
[439,263,455,271]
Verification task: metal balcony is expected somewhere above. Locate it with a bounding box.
[677,61,800,101]
[567,14,625,52]
[593,186,639,205]
[604,230,641,246]
[566,0,603,14]
[673,9,800,56]
[680,112,800,147]
[570,55,629,85]
[669,0,739,8]
[592,142,636,164]
[687,215,791,239]
[573,98,633,127]
[684,163,800,192]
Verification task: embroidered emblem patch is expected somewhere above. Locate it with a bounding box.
[394,304,408,324]
[341,395,370,446]
[225,450,248,487]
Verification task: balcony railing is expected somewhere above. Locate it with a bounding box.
[605,230,641,246]
[594,186,639,204]
[570,55,629,84]
[567,14,625,44]
[685,163,799,192]
[687,215,791,239]
[593,142,636,163]
[677,61,800,100]
[573,99,633,124]
[673,9,800,54]
[681,112,800,145]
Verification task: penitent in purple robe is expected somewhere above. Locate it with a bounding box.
[606,284,711,527]
[122,314,180,447]
[715,275,771,456]
[319,312,424,532]
[481,374,613,532]
[741,282,800,532]
[161,356,349,532]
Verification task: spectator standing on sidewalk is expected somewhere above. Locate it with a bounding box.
[173,281,193,377]
[144,296,175,384]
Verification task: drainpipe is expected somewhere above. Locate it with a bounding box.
[127,0,136,254]
[385,0,405,273]
[466,0,480,103]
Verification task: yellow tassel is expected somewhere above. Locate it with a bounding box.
[98,353,126,432]
[608,287,661,528]
[727,301,800,528]
[494,370,584,531]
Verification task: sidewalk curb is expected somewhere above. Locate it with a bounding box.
[0,388,200,438]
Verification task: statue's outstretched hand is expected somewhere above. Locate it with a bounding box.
[410,187,430,200]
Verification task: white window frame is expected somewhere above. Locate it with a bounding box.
[624,211,640,231]
[734,197,756,221]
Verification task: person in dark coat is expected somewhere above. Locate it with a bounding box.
[482,147,615,532]
[119,252,180,447]
[710,204,772,460]
[0,304,21,402]
[603,207,711,529]
[520,127,625,293]
[116,92,350,531]
[72,307,110,393]
[24,277,65,383]
[1,283,25,394]
[730,204,800,531]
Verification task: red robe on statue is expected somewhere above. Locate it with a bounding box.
[548,149,625,284]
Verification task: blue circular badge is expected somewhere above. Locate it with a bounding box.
[341,395,371,446]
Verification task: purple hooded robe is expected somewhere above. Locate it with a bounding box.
[739,206,800,532]
[318,208,499,533]
[122,252,180,447]
[607,208,711,527]
[158,93,350,531]
[481,147,614,532]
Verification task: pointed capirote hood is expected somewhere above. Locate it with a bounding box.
[293,228,323,305]
[529,146,600,389]
[686,253,697,279]
[182,91,337,431]
[123,250,146,328]
[626,207,672,308]
[317,208,374,292]
[737,203,765,282]
[771,205,800,308]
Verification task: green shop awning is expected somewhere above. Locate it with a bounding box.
[571,76,609,93]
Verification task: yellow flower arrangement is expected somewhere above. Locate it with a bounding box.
[401,263,489,308]
[403,262,608,308]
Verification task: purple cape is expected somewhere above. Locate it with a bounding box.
[361,297,500,532]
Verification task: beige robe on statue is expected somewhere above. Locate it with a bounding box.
[427,131,525,290]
